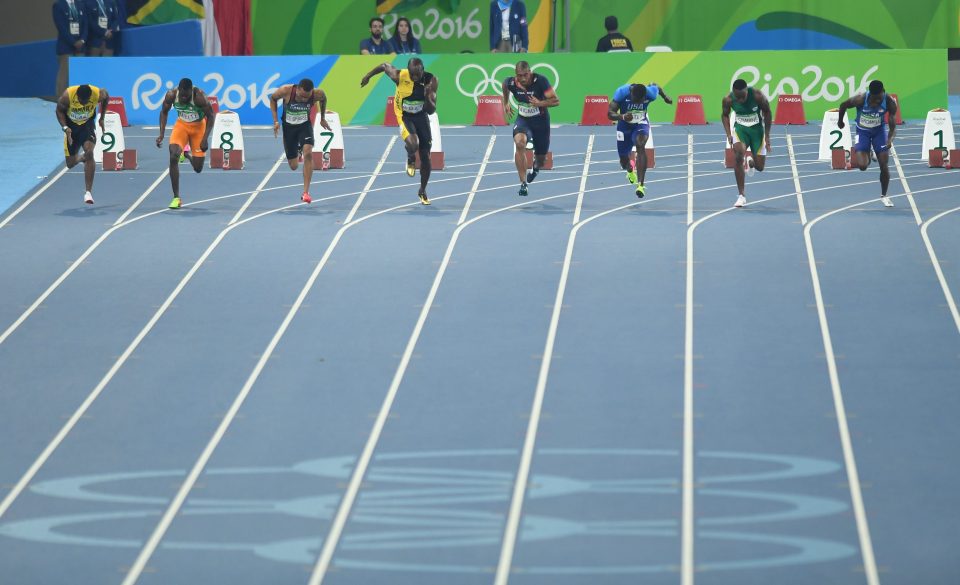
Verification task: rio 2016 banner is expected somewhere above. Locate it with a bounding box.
[568,0,959,51]
[71,50,945,126]
[251,0,553,55]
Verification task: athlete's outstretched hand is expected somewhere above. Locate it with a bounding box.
[273,121,279,138]
[155,134,163,148]
[320,119,332,131]
[765,136,773,154]
[836,115,845,130]
[200,137,209,152]
[503,102,514,121]
[360,75,371,88]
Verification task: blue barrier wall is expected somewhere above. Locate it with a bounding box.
[0,21,203,98]
[1,40,60,97]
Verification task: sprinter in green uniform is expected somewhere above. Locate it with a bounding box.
[721,79,772,208]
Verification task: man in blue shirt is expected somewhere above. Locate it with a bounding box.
[489,0,528,53]
[360,17,391,55]
[53,0,87,97]
[85,0,121,56]
[607,82,672,197]
[836,80,899,208]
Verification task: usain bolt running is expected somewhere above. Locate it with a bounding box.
[361,57,438,205]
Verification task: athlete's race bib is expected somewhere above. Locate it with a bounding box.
[858,113,881,129]
[736,113,760,126]
[69,22,79,35]
[177,109,202,123]
[402,100,424,114]
[518,103,540,117]
[285,110,309,125]
[98,16,108,29]
[68,108,92,123]
[625,108,647,124]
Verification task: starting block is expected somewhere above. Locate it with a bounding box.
[102,149,138,170]
[581,95,612,126]
[673,94,706,125]
[106,96,129,126]
[773,94,806,125]
[384,97,399,126]
[818,108,853,166]
[928,148,947,168]
[415,112,444,170]
[920,108,956,162]
[626,125,656,168]
[209,110,245,170]
[831,148,852,170]
[206,95,220,113]
[210,148,244,170]
[952,149,960,169]
[525,150,553,170]
[724,147,754,169]
[884,93,902,125]
[474,95,507,126]
[93,111,134,166]
[310,111,344,169]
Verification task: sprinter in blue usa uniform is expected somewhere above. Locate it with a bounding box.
[502,61,559,197]
[837,79,898,208]
[608,82,672,198]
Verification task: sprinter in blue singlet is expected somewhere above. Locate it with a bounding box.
[837,79,899,207]
[607,82,672,198]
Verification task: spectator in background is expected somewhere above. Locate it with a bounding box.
[360,17,391,55]
[389,17,421,54]
[596,16,633,52]
[53,0,87,97]
[489,0,527,53]
[85,0,121,56]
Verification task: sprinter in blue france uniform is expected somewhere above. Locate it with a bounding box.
[502,61,559,197]
[837,79,898,207]
[608,82,672,198]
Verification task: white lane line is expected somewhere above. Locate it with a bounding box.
[494,142,595,585]
[0,183,368,349]
[0,162,289,525]
[0,166,70,229]
[921,206,960,336]
[687,133,694,226]
[682,189,802,584]
[344,137,397,224]
[457,135,498,225]
[118,143,399,585]
[803,194,892,585]
[113,170,170,226]
[0,170,169,347]
[572,135,595,224]
[787,135,808,225]
[309,193,586,585]
[496,190,698,585]
[890,146,922,225]
[229,155,288,225]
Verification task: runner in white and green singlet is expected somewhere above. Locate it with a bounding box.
[721,78,772,208]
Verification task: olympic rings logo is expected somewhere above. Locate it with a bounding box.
[455,63,560,105]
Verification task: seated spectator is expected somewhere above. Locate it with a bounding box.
[389,17,421,54]
[360,17,391,55]
[596,16,633,52]
[85,0,121,56]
